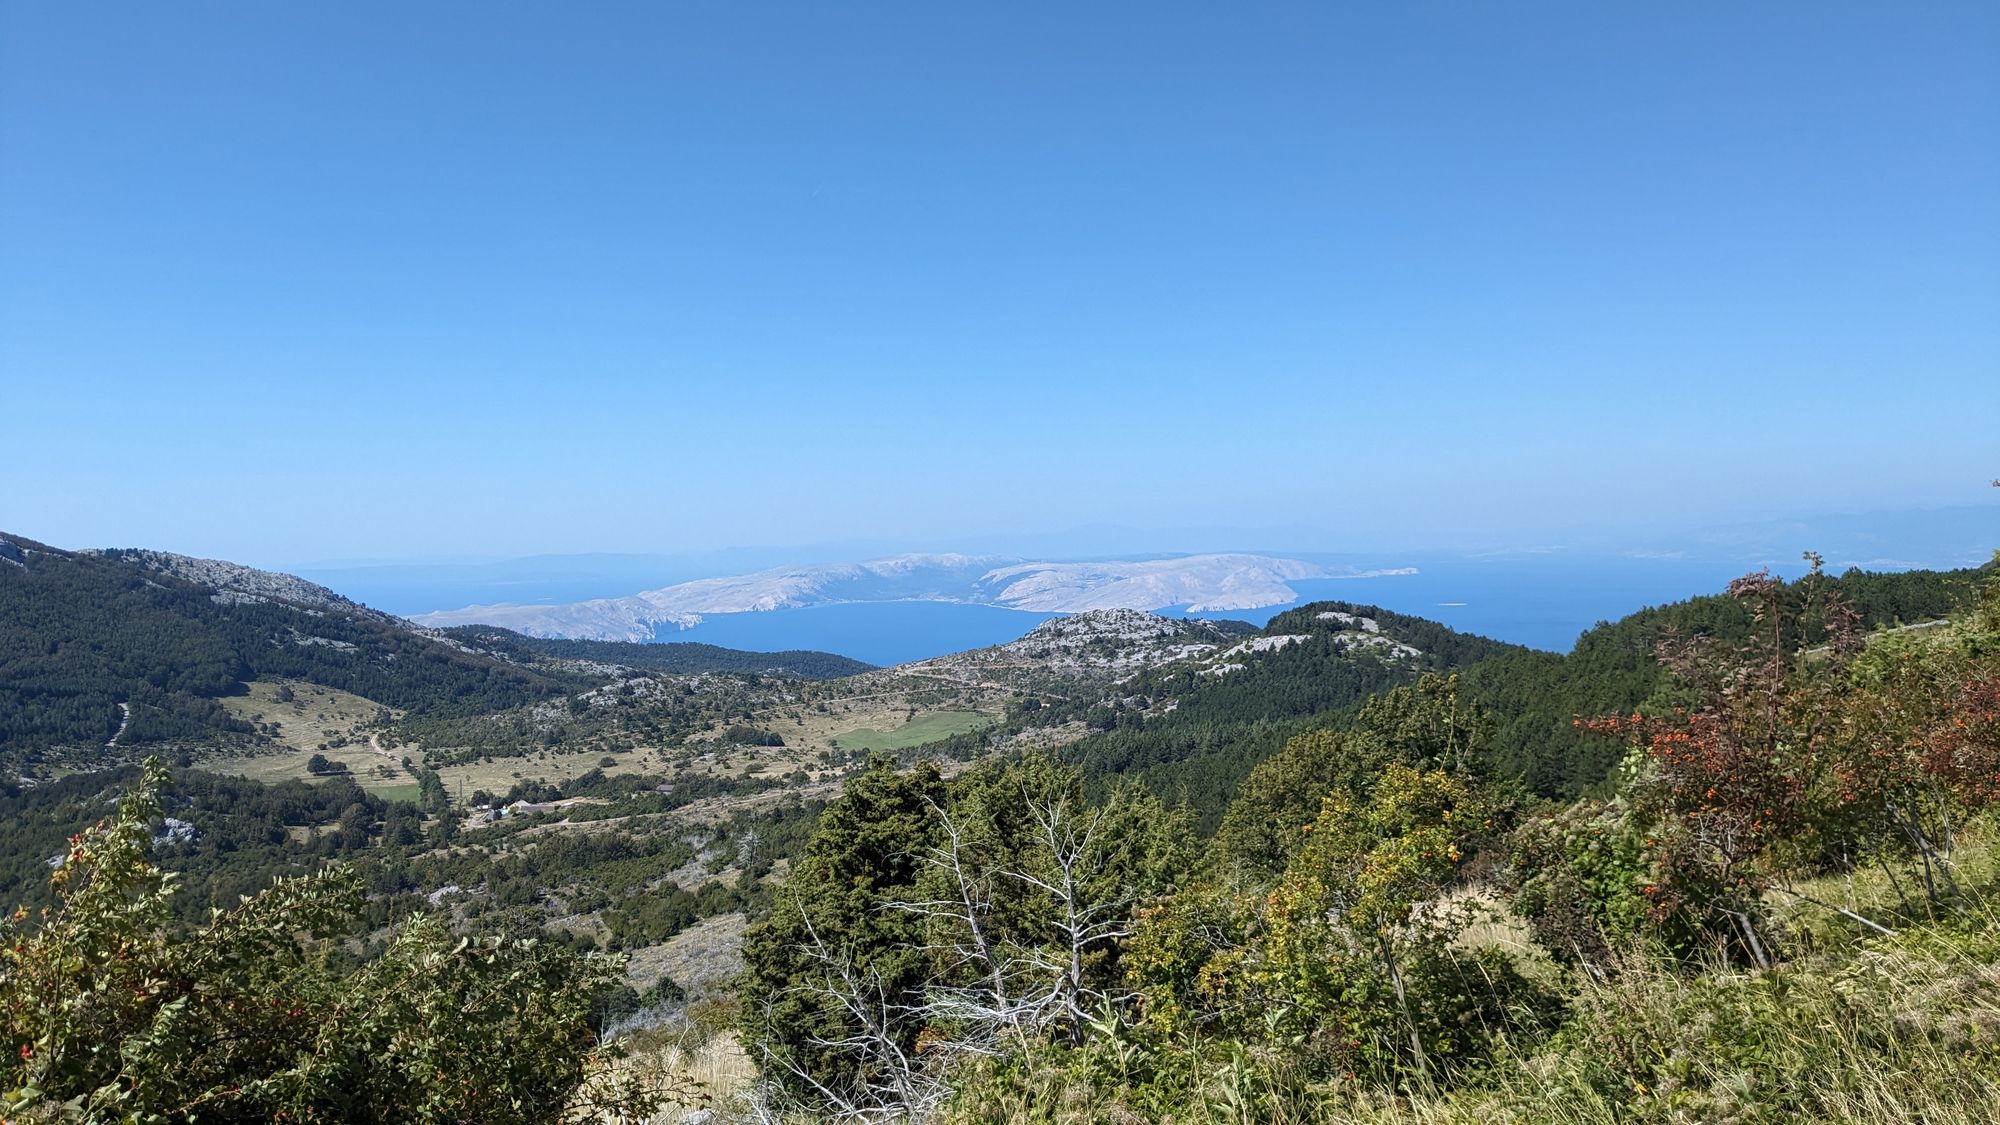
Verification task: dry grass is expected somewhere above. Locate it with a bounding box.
[426,747,664,804]
[714,685,1007,767]
[623,912,748,997]
[947,926,2000,1124]
[216,679,395,752]
[574,1030,755,1122]
[205,679,418,797]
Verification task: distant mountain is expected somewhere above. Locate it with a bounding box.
[406,553,1401,641]
[974,556,1339,612]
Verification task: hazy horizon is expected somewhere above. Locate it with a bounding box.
[4,496,1994,578]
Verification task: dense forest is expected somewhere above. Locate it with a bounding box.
[438,626,876,680]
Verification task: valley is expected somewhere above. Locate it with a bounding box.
[0,534,1524,1008]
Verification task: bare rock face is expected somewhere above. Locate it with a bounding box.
[975,555,1330,613]
[999,608,1239,659]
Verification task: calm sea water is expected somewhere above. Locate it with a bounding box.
[1185,554,1793,654]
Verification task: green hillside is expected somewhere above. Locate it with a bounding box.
[1053,600,1528,827]
[1465,560,1992,795]
[437,625,876,680]
[991,568,1989,833]
[0,533,584,768]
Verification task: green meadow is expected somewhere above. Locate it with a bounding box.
[829,710,992,753]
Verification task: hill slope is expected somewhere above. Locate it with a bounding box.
[1044,600,1529,826]
[1465,560,1993,794]
[434,627,876,680]
[0,533,593,768]
[1017,566,1987,827]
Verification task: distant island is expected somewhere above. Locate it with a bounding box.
[406,552,1414,641]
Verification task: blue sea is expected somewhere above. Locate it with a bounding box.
[667,601,1057,668]
[1184,553,1791,654]
[663,553,1794,665]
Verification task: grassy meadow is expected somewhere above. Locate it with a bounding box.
[829,709,993,752]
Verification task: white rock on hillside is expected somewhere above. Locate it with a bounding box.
[85,549,364,613]
[901,609,1246,684]
[407,553,1358,641]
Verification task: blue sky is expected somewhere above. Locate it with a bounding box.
[3,2,1995,568]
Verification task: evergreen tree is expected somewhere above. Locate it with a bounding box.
[738,756,947,1102]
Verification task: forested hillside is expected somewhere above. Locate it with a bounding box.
[2,533,882,774]
[1465,560,1990,795]
[0,533,582,766]
[1047,601,1525,827]
[923,570,1984,832]
[437,626,875,680]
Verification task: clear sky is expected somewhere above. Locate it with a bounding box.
[3,2,1995,568]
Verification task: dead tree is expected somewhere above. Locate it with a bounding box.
[752,787,1148,1121]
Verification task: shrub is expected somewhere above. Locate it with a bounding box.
[0,760,660,1123]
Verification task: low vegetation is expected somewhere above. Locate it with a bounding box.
[0,762,667,1122]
